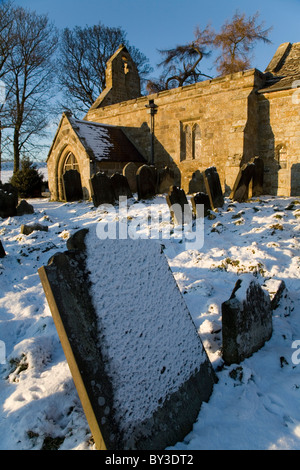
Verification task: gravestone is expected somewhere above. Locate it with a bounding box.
[263,279,292,316]
[203,167,224,209]
[21,223,48,235]
[16,200,34,216]
[222,275,273,365]
[136,164,157,200]
[230,162,255,202]
[0,188,17,218]
[63,170,83,202]
[38,230,216,450]
[90,172,116,207]
[166,186,193,225]
[191,192,211,218]
[110,173,132,200]
[0,239,5,258]
[157,167,175,194]
[250,156,264,197]
[123,162,139,193]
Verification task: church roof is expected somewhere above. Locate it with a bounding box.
[259,42,300,93]
[68,116,146,163]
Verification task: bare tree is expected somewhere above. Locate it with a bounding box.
[213,11,272,75]
[1,6,58,173]
[147,24,214,93]
[58,23,152,114]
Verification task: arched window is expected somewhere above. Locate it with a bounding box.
[192,124,201,160]
[63,152,79,173]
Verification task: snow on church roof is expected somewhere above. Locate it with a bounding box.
[68,116,145,163]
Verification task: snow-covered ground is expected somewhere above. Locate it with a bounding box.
[1,183,300,450]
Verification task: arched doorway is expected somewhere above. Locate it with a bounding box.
[61,152,83,201]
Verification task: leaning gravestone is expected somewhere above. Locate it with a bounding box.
[63,169,83,202]
[166,186,193,225]
[0,239,5,258]
[38,229,216,450]
[110,173,132,200]
[222,275,273,365]
[230,161,255,202]
[90,172,116,207]
[191,192,211,218]
[203,167,224,209]
[136,164,157,200]
[123,162,139,193]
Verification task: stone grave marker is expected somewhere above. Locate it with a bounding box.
[63,169,83,202]
[21,223,48,235]
[123,162,139,193]
[222,275,273,365]
[110,173,132,200]
[0,239,5,258]
[166,185,193,225]
[191,192,211,218]
[157,167,175,194]
[38,229,216,450]
[250,156,264,197]
[16,200,34,216]
[203,167,224,209]
[136,164,157,200]
[90,172,116,207]
[0,188,17,218]
[263,278,292,316]
[230,161,255,202]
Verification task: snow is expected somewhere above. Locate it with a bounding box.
[85,234,207,434]
[0,185,300,450]
[69,117,113,161]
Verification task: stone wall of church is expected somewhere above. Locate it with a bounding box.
[86,69,265,194]
[47,115,94,200]
[258,88,300,196]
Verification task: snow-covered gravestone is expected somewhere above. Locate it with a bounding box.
[222,275,273,365]
[38,229,216,450]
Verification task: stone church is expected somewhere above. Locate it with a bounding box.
[47,42,300,200]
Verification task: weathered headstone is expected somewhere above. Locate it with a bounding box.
[123,162,139,193]
[188,170,205,194]
[263,279,292,315]
[90,172,116,207]
[191,192,211,218]
[222,275,273,365]
[16,199,34,216]
[166,186,193,225]
[157,166,175,193]
[136,164,157,200]
[63,169,83,201]
[230,162,255,202]
[38,230,216,450]
[0,188,17,218]
[21,223,48,235]
[250,156,264,197]
[0,239,5,258]
[110,173,132,200]
[204,167,224,209]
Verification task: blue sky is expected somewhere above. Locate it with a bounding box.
[14,0,300,78]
